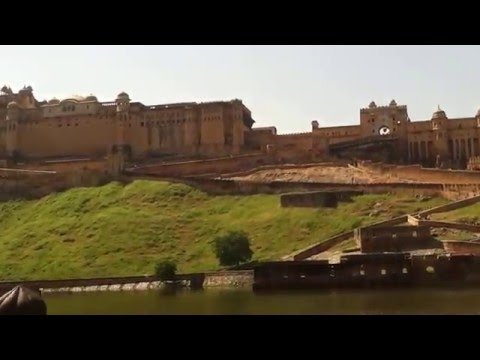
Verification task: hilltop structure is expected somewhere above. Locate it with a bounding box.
[1,86,479,168]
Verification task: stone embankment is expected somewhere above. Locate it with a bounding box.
[202,271,253,288]
[41,281,168,294]
[1,271,254,295]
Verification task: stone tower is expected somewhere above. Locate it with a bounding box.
[115,91,130,147]
[6,101,20,158]
[359,100,409,162]
[431,106,449,165]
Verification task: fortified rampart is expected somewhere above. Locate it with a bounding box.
[3,87,480,169]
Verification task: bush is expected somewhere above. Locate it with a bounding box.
[213,231,253,267]
[155,259,177,281]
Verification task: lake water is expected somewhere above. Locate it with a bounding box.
[44,287,480,315]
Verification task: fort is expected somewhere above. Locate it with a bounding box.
[4,84,480,290]
[2,85,480,171]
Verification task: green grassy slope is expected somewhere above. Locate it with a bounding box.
[0,181,448,280]
[431,202,480,224]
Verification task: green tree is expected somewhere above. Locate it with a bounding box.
[154,259,177,281]
[213,231,253,267]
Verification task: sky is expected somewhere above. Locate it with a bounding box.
[2,45,480,133]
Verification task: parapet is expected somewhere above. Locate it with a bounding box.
[276,131,312,137]
[360,104,407,113]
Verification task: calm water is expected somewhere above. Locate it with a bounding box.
[44,287,480,315]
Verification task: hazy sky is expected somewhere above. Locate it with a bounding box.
[2,45,480,133]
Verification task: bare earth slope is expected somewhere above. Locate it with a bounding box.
[228,165,418,184]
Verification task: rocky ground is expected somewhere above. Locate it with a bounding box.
[228,165,419,184]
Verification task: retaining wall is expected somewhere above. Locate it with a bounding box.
[290,215,408,261]
[0,271,253,294]
[280,191,339,208]
[417,195,480,217]
[128,153,270,177]
[359,160,480,184]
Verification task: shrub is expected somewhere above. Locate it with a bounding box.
[213,231,253,267]
[155,259,177,281]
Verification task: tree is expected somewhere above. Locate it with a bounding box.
[213,231,253,267]
[155,259,177,281]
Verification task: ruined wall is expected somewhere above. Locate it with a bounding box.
[129,153,269,177]
[416,220,480,233]
[359,160,480,184]
[220,162,350,179]
[289,215,409,261]
[280,191,338,208]
[130,175,445,197]
[416,194,480,217]
[15,159,107,172]
[0,168,113,201]
[355,225,433,253]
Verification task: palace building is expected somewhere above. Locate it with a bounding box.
[1,85,479,168]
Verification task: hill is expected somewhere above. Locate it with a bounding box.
[0,180,447,280]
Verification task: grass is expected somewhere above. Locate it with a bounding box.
[0,180,449,280]
[432,203,480,224]
[429,202,480,241]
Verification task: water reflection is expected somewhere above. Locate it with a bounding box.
[44,288,480,315]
